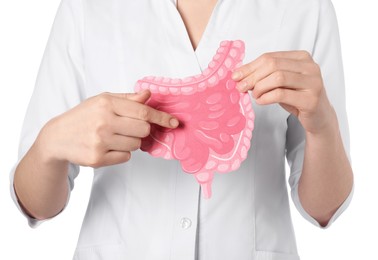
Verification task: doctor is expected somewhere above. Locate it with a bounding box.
[11,0,353,259]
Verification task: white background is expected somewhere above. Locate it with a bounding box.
[0,0,377,259]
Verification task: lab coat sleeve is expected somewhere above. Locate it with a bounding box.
[9,0,85,228]
[286,0,354,229]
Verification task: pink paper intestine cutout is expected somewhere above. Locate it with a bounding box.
[134,40,255,199]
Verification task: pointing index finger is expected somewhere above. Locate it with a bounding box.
[138,105,179,128]
[112,96,179,129]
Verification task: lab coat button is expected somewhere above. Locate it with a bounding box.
[180,217,192,229]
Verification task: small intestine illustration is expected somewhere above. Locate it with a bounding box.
[135,40,255,199]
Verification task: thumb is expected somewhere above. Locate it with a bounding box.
[127,90,151,104]
[109,90,151,104]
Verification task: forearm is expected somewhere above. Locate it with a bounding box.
[14,126,69,220]
[298,108,353,227]
[12,92,178,221]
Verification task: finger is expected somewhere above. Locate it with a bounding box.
[232,51,313,81]
[111,116,151,138]
[252,71,319,99]
[263,50,313,61]
[125,89,151,104]
[106,91,179,128]
[255,88,306,109]
[99,151,131,167]
[112,98,179,129]
[236,59,314,92]
[107,135,142,152]
[107,90,151,104]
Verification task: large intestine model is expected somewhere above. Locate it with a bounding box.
[134,40,255,199]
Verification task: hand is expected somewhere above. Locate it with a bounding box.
[37,90,179,168]
[232,51,335,134]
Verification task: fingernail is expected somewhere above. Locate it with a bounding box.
[232,71,242,81]
[170,118,179,128]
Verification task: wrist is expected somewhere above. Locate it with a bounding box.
[306,105,339,138]
[305,109,343,155]
[35,118,69,167]
[303,87,339,135]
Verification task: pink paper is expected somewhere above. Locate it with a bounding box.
[134,40,255,198]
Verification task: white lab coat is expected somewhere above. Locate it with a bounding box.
[10,0,353,259]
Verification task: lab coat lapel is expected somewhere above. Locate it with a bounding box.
[156,0,226,75]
